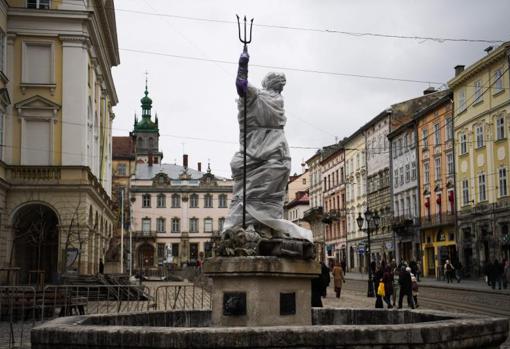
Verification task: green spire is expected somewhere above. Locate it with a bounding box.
[133,73,158,132]
[140,77,152,117]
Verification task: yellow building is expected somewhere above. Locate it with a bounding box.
[0,0,119,284]
[449,43,510,277]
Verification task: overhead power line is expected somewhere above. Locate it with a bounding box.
[113,7,505,44]
[120,47,444,86]
[37,0,506,44]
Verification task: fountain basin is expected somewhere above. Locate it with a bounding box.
[31,308,508,348]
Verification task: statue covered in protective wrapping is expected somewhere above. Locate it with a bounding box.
[217,48,314,259]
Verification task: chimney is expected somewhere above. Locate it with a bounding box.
[198,162,202,172]
[484,46,494,55]
[454,65,465,76]
[183,154,188,169]
[423,87,436,95]
[301,161,306,173]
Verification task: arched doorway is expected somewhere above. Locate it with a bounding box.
[12,203,59,284]
[138,244,155,268]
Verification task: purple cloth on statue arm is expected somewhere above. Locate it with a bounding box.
[236,78,248,97]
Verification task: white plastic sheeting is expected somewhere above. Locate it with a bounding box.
[224,76,313,242]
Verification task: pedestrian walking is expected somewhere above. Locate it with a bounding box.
[398,267,415,309]
[311,262,330,307]
[486,261,495,288]
[382,266,394,308]
[493,259,503,290]
[392,264,400,307]
[444,259,454,283]
[411,272,419,308]
[374,264,385,308]
[416,260,422,282]
[504,259,510,289]
[332,262,345,298]
[453,260,463,283]
[341,259,347,274]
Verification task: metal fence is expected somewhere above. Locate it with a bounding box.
[0,283,211,349]
[155,284,211,310]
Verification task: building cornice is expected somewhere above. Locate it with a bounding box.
[453,99,510,130]
[448,42,510,89]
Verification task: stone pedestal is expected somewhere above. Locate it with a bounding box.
[203,256,320,327]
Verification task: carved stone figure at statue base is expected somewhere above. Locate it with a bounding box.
[216,225,315,259]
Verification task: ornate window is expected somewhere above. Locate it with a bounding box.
[478,174,486,202]
[204,218,213,233]
[499,168,508,197]
[445,117,453,141]
[157,194,166,208]
[27,0,50,9]
[496,116,506,140]
[117,163,126,176]
[171,218,180,233]
[190,194,199,208]
[494,68,503,94]
[142,194,151,208]
[460,132,467,154]
[422,128,428,147]
[156,218,165,233]
[204,194,213,208]
[434,157,441,180]
[424,161,430,184]
[218,194,228,208]
[433,123,440,146]
[189,218,199,233]
[447,153,454,176]
[458,89,466,112]
[171,194,181,208]
[462,180,469,205]
[218,217,225,232]
[474,80,482,103]
[141,218,151,234]
[475,125,484,148]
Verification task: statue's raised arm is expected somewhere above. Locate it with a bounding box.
[236,47,249,97]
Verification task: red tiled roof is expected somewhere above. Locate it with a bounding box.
[112,136,135,159]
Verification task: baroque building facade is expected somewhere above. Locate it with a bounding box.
[344,129,367,272]
[416,92,456,277]
[0,0,119,284]
[450,43,510,276]
[321,145,347,266]
[388,118,420,263]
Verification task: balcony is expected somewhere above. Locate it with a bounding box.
[133,230,157,239]
[5,165,112,207]
[420,213,456,229]
[303,206,323,222]
[391,215,415,228]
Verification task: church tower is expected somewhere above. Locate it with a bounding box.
[130,77,163,164]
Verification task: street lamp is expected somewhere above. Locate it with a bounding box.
[357,209,380,297]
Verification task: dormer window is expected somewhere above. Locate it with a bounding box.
[27,0,50,9]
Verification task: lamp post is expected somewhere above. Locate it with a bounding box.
[357,209,380,297]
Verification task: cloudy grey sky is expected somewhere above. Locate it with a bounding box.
[112,0,509,177]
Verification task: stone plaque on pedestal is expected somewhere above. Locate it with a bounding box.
[204,256,320,327]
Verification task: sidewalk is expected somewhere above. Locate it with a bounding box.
[344,271,510,295]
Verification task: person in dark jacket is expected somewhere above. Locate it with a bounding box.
[311,262,330,307]
[374,265,385,308]
[486,261,495,288]
[382,266,394,308]
[398,267,415,309]
[493,260,503,290]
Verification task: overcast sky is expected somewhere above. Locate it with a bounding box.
[111,0,509,177]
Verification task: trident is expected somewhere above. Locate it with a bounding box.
[236,14,253,230]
